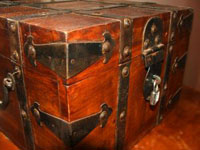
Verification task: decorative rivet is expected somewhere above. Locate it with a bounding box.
[173,12,177,19]
[122,66,129,78]
[120,111,126,121]
[151,23,157,34]
[14,66,21,79]
[11,50,19,61]
[164,83,168,90]
[124,18,131,28]
[154,35,160,44]
[10,23,17,32]
[70,59,76,65]
[144,39,149,48]
[171,32,175,41]
[123,46,131,57]
[169,45,173,53]
[21,110,27,120]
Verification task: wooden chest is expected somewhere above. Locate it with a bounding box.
[0,1,193,150]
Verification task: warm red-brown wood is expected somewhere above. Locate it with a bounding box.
[160,9,193,117]
[0,1,193,150]
[1,87,200,150]
[19,12,120,149]
[0,132,19,150]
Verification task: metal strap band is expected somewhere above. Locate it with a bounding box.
[8,19,35,150]
[115,62,131,150]
[115,18,133,150]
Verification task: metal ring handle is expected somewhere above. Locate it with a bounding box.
[0,73,15,109]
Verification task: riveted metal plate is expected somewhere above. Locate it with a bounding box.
[115,61,131,150]
[24,35,113,79]
[7,20,21,64]
[8,20,35,150]
[67,42,102,78]
[31,102,112,147]
[119,18,133,63]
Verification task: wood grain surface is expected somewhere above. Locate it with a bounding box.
[1,86,200,150]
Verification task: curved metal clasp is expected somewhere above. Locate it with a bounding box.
[0,73,15,109]
[31,102,112,147]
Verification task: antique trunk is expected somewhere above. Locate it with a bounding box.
[0,1,193,150]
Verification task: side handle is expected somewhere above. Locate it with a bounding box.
[0,67,21,109]
[0,73,15,109]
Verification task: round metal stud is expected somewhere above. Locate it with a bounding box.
[124,18,131,28]
[122,66,129,78]
[173,12,177,19]
[21,110,27,120]
[11,50,19,61]
[170,32,175,41]
[14,66,21,79]
[10,23,17,32]
[123,46,131,57]
[154,35,160,44]
[70,59,76,65]
[169,45,173,53]
[120,111,126,121]
[144,39,150,49]
[164,83,168,90]
[151,23,157,34]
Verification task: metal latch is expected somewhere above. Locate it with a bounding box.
[172,53,187,73]
[142,17,164,106]
[31,102,112,147]
[0,67,21,109]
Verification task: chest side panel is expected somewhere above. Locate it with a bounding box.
[19,12,120,150]
[161,9,193,116]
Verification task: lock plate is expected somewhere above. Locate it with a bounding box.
[142,17,164,106]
